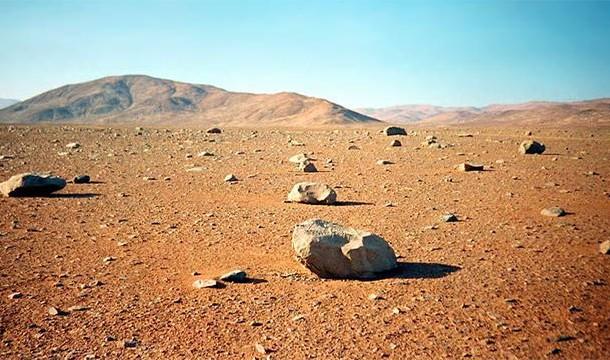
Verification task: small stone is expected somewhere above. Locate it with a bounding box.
[206,127,222,134]
[122,338,138,348]
[457,163,484,172]
[254,343,268,354]
[192,279,219,289]
[299,161,317,173]
[376,159,393,165]
[599,240,610,255]
[219,270,247,283]
[541,207,566,217]
[224,174,238,182]
[8,292,22,299]
[48,306,67,316]
[390,139,402,147]
[441,213,458,222]
[347,144,360,150]
[197,151,214,157]
[73,175,91,184]
[66,142,80,149]
[368,293,384,301]
[102,256,116,263]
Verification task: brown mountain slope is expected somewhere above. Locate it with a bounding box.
[359,99,610,127]
[0,75,380,127]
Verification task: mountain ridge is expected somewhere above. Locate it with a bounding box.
[0,75,381,127]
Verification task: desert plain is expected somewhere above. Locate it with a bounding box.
[0,124,608,359]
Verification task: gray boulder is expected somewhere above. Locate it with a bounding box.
[291,219,397,279]
[519,140,545,154]
[383,126,407,136]
[0,173,66,197]
[287,182,336,205]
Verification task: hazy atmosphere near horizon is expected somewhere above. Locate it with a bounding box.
[1,2,609,360]
[1,0,610,108]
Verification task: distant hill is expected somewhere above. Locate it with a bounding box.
[0,75,380,127]
[359,99,610,127]
[0,98,19,109]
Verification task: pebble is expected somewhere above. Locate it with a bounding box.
[599,240,610,255]
[441,213,458,222]
[8,292,22,299]
[540,207,566,217]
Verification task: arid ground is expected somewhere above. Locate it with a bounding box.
[0,125,608,359]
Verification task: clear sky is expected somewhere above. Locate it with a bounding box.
[1,0,609,108]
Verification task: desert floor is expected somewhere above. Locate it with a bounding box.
[0,125,608,359]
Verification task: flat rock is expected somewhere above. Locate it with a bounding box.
[383,126,407,136]
[206,127,222,134]
[541,207,566,217]
[287,182,337,205]
[457,163,484,172]
[0,173,67,197]
[291,219,397,279]
[219,269,247,283]
[192,279,219,288]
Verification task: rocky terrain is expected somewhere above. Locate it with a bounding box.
[359,99,610,127]
[0,75,379,127]
[0,124,609,359]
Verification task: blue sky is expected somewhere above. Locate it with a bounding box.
[1,0,609,108]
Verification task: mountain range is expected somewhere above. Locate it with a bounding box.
[0,75,379,127]
[0,98,19,109]
[1,75,608,127]
[357,99,610,127]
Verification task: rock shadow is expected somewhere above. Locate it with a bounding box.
[380,262,461,279]
[333,201,375,206]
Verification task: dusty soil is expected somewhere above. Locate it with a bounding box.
[0,125,608,359]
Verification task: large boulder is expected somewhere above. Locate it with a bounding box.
[383,126,407,136]
[0,173,66,197]
[287,182,336,205]
[519,140,545,154]
[291,219,397,279]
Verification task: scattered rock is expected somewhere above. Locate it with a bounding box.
[66,142,80,149]
[291,219,397,279]
[347,144,360,150]
[0,173,67,197]
[122,338,138,348]
[383,126,407,136]
[390,139,402,147]
[197,151,214,157]
[376,159,393,166]
[224,174,238,182]
[192,279,219,288]
[206,127,222,134]
[599,240,610,254]
[219,269,247,283]
[457,163,484,172]
[541,207,566,217]
[287,182,337,205]
[8,292,22,299]
[254,343,268,355]
[73,175,91,184]
[299,161,317,173]
[519,140,545,155]
[441,213,458,222]
[289,153,312,164]
[48,306,68,316]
